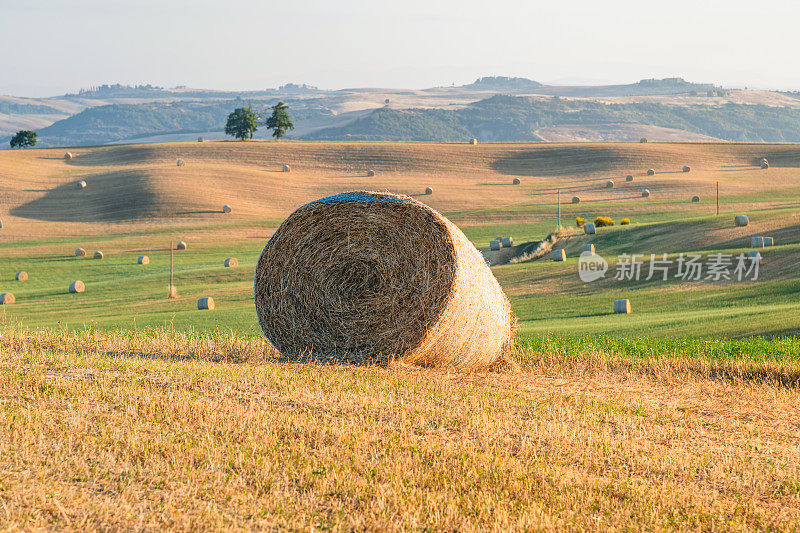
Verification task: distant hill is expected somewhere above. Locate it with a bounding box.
[461,76,543,92]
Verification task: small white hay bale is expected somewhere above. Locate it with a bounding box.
[176,241,187,250]
[177,159,185,167]
[222,205,232,213]
[640,138,648,143]
[584,223,596,235]
[470,138,478,145]
[606,180,614,188]
[77,180,87,189]
[75,248,86,257]
[582,243,595,254]
[425,186,433,195]
[198,297,215,310]
[367,169,375,177]
[572,196,580,204]
[501,237,513,248]
[746,250,761,260]
[283,164,291,172]
[751,237,764,248]
[682,165,691,172]
[0,293,15,305]
[763,237,774,246]
[15,271,28,281]
[734,215,749,227]
[691,195,700,203]
[512,177,520,185]
[138,255,150,265]
[197,136,205,142]
[552,249,566,261]
[647,169,655,176]
[64,152,73,160]
[489,240,501,251]
[69,281,85,293]
[761,161,769,169]
[625,175,634,182]
[613,299,631,314]
[642,189,651,198]
[93,251,104,260]
[224,257,238,267]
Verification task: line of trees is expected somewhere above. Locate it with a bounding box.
[224,102,294,141]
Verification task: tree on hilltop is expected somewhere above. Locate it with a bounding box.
[225,107,258,141]
[265,101,294,139]
[10,130,37,149]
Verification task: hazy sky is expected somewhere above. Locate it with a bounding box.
[1,0,798,97]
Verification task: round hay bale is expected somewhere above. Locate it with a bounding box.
[64,152,73,160]
[613,299,631,314]
[584,223,596,235]
[0,219,3,229]
[746,250,761,260]
[512,177,520,185]
[224,257,238,267]
[253,191,515,370]
[0,293,15,305]
[682,165,691,172]
[501,237,513,248]
[606,180,614,188]
[15,271,27,281]
[572,196,580,204]
[77,180,87,189]
[751,237,764,248]
[222,205,232,213]
[734,215,749,227]
[470,138,478,145]
[69,281,85,293]
[581,243,595,254]
[138,255,149,265]
[198,297,215,310]
[367,169,375,177]
[761,161,769,169]
[93,251,103,260]
[640,138,648,143]
[625,175,634,182]
[176,241,187,250]
[425,187,433,195]
[647,169,655,176]
[489,240,501,251]
[75,248,86,257]
[691,195,700,203]
[763,237,774,246]
[176,159,185,167]
[642,189,651,198]
[283,164,291,172]
[552,249,566,262]
[197,136,205,142]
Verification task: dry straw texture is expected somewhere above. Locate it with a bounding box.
[93,251,103,260]
[69,281,84,293]
[75,248,86,257]
[15,271,27,281]
[0,293,15,305]
[254,191,515,370]
[138,256,149,265]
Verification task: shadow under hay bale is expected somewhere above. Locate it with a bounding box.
[253,191,515,370]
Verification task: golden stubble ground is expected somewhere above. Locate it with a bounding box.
[0,329,798,531]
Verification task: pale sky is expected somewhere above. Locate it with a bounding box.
[1,0,798,97]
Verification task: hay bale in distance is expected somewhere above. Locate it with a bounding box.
[606,180,615,188]
[425,187,433,195]
[0,293,15,305]
[138,255,149,265]
[470,138,478,145]
[501,237,513,248]
[569,196,580,205]
[512,177,520,185]
[198,297,215,310]
[93,251,103,260]
[751,237,764,248]
[489,240,500,251]
[0,219,3,229]
[746,250,761,260]
[647,169,655,176]
[176,159,185,167]
[253,190,515,370]
[761,161,769,169]
[734,215,749,227]
[224,257,238,267]
[75,248,86,257]
[283,164,291,172]
[640,138,648,143]
[581,243,595,254]
[584,223,596,235]
[625,175,634,182]
[15,271,28,281]
[222,205,232,213]
[642,189,651,198]
[367,169,375,177]
[77,180,87,189]
[552,249,566,262]
[64,152,73,160]
[763,237,774,246]
[69,281,85,293]
[613,299,631,314]
[197,136,204,142]
[683,165,691,172]
[691,195,700,202]
[176,241,187,250]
